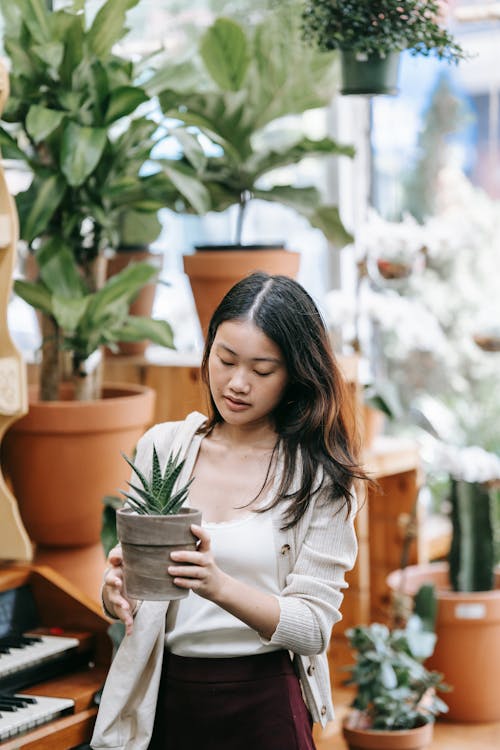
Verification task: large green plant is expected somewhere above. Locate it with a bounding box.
[301,0,465,61]
[0,0,207,400]
[153,13,355,246]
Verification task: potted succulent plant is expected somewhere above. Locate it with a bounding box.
[0,0,203,548]
[388,444,500,722]
[153,11,355,333]
[301,0,465,95]
[116,446,201,601]
[342,618,448,750]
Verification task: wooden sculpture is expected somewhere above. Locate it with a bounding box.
[0,60,32,560]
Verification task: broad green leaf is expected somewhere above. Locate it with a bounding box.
[200,18,249,92]
[118,210,162,246]
[16,173,66,244]
[3,38,36,78]
[13,279,53,316]
[104,86,148,125]
[380,661,398,690]
[83,262,158,323]
[162,163,211,215]
[17,0,51,44]
[52,295,89,332]
[57,13,84,84]
[60,121,107,186]
[26,105,65,143]
[0,126,29,161]
[32,41,64,71]
[308,205,354,248]
[171,128,207,172]
[112,316,174,348]
[249,136,355,180]
[87,0,141,58]
[37,237,87,298]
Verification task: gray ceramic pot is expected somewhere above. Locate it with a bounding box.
[116,506,202,600]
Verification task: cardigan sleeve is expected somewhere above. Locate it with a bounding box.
[263,490,358,656]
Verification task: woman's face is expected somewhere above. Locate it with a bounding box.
[208,320,289,429]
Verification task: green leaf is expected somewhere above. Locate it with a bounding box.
[83,262,158,324]
[37,237,87,298]
[162,163,211,215]
[60,121,107,186]
[171,128,207,172]
[200,18,249,91]
[13,279,53,316]
[32,41,64,71]
[26,105,65,143]
[112,316,175,349]
[308,205,354,248]
[52,296,90,333]
[17,0,51,44]
[0,125,29,161]
[16,173,67,244]
[104,86,148,125]
[87,0,141,58]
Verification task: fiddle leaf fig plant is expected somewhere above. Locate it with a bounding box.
[0,0,207,401]
[154,12,355,246]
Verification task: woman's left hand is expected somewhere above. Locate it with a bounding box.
[168,525,225,601]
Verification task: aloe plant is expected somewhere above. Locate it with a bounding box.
[121,446,193,516]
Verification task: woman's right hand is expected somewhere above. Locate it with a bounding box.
[103,546,138,636]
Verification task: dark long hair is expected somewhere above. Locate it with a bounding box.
[199,272,367,528]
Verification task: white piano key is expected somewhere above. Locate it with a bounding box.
[0,693,74,741]
[0,635,80,678]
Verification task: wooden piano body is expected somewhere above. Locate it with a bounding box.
[0,564,111,749]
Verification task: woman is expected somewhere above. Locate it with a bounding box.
[92,272,367,750]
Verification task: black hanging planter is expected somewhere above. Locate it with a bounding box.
[340,50,401,96]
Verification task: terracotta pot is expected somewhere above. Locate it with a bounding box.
[342,718,433,750]
[106,248,161,356]
[387,562,500,722]
[116,506,202,600]
[1,383,155,547]
[362,404,385,450]
[183,246,300,337]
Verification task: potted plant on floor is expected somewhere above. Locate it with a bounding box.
[388,443,500,722]
[342,618,448,750]
[152,10,355,333]
[0,0,204,549]
[116,446,201,601]
[301,0,465,96]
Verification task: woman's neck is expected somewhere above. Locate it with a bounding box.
[213,421,277,453]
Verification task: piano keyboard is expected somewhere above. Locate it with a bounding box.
[0,693,74,742]
[0,634,80,680]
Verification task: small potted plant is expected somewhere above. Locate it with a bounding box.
[342,618,448,750]
[116,446,201,601]
[301,0,465,95]
[387,442,500,723]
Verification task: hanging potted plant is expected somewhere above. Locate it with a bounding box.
[341,618,448,750]
[388,443,500,723]
[0,0,205,549]
[301,1,465,96]
[116,445,201,601]
[154,10,355,334]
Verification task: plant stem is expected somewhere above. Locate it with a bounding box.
[235,192,249,246]
[40,314,61,401]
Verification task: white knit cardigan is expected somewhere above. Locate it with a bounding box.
[91,412,358,750]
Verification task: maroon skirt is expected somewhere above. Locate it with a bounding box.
[148,650,317,750]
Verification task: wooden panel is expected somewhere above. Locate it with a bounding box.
[0,61,31,562]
